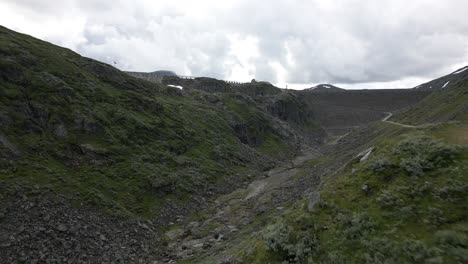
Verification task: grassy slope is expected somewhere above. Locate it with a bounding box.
[243,67,468,264]
[247,122,468,263]
[0,26,291,218]
[394,76,468,125]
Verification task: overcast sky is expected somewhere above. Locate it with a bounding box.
[1,0,468,89]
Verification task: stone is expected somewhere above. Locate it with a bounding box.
[0,233,8,242]
[362,184,370,194]
[54,124,67,138]
[0,242,11,248]
[307,192,321,212]
[165,228,184,240]
[16,225,25,234]
[356,147,375,162]
[57,224,68,232]
[202,243,211,250]
[193,243,204,248]
[215,233,224,241]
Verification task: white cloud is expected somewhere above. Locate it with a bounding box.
[1,0,468,88]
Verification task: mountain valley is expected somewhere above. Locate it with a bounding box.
[0,25,467,263]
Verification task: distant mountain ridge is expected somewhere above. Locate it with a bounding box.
[415,65,468,90]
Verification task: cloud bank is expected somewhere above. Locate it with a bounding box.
[1,0,468,88]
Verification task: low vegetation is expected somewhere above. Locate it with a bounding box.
[250,131,467,263]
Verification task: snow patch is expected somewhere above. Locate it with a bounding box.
[323,85,331,89]
[168,84,183,89]
[442,81,450,88]
[453,67,468,75]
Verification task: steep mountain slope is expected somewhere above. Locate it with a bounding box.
[393,67,468,125]
[415,65,468,90]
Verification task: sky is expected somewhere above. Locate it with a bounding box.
[1,0,468,89]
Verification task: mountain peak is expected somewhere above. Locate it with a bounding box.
[305,83,345,92]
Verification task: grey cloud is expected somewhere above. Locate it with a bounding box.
[1,0,468,86]
[221,0,468,84]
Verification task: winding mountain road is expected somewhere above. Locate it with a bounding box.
[382,112,426,128]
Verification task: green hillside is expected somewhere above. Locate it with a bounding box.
[0,25,297,219]
[244,79,468,263]
[394,73,468,125]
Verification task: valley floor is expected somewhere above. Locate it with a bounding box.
[158,121,387,263]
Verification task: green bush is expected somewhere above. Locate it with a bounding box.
[435,230,468,248]
[366,155,397,180]
[401,239,434,262]
[376,190,403,209]
[263,222,291,253]
[262,222,318,263]
[393,135,459,176]
[435,179,468,202]
[337,212,375,239]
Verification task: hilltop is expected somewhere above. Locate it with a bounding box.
[304,84,345,92]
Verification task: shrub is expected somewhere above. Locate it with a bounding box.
[434,230,468,248]
[397,205,417,220]
[424,207,446,226]
[323,251,347,264]
[337,212,375,239]
[361,237,400,264]
[401,239,434,262]
[376,190,403,209]
[393,135,459,176]
[366,155,397,180]
[399,156,426,176]
[263,222,291,253]
[367,155,395,173]
[435,180,468,202]
[262,222,318,263]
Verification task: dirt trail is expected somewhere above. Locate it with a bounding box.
[382,112,432,128]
